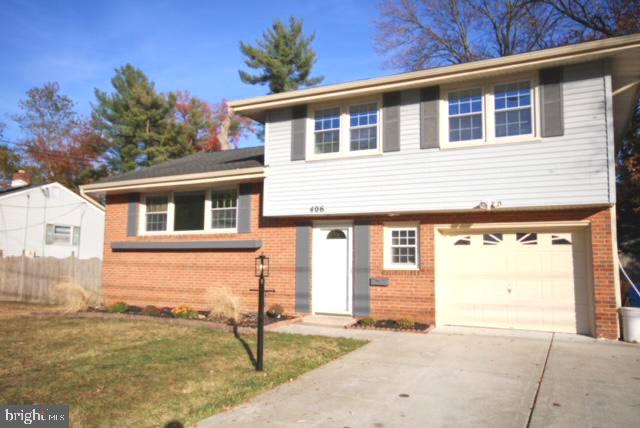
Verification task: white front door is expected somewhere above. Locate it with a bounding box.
[437,229,593,334]
[312,224,352,314]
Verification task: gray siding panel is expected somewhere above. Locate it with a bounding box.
[237,183,252,233]
[420,86,440,149]
[127,193,140,237]
[291,105,307,161]
[353,222,370,316]
[540,66,565,137]
[264,62,610,216]
[383,92,401,152]
[295,225,312,313]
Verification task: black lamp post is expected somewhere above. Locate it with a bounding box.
[254,255,270,371]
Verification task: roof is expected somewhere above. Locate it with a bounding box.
[97,146,264,184]
[229,34,640,121]
[0,184,33,196]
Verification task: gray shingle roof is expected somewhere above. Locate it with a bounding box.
[98,147,264,184]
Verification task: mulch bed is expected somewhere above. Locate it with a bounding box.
[32,307,300,334]
[349,319,432,334]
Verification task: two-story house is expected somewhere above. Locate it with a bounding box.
[82,35,640,339]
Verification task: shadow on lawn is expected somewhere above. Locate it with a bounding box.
[232,323,257,369]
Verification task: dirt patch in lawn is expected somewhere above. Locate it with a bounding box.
[0,303,366,427]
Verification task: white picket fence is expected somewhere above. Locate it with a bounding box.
[0,256,102,304]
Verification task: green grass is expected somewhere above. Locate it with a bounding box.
[0,312,365,427]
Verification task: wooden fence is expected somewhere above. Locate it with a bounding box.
[0,256,102,304]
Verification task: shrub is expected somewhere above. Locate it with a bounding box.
[108,302,128,313]
[142,305,161,317]
[360,317,376,327]
[266,304,284,319]
[171,305,198,319]
[397,318,416,330]
[51,280,91,313]
[206,288,242,324]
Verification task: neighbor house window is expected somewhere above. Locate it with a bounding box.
[384,225,419,270]
[145,196,169,231]
[211,189,237,230]
[494,82,532,137]
[174,191,205,231]
[349,103,378,151]
[45,224,80,245]
[314,107,341,154]
[448,88,483,142]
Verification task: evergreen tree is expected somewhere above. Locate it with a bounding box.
[239,16,324,94]
[92,65,190,172]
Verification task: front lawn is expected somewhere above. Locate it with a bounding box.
[0,305,365,427]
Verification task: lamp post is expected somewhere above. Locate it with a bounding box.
[254,255,270,371]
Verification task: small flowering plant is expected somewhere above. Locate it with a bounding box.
[171,305,198,319]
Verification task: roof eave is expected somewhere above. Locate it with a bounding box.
[229,34,640,120]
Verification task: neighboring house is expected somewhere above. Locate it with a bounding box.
[82,35,640,339]
[0,172,105,260]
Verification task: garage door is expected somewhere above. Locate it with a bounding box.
[438,229,593,334]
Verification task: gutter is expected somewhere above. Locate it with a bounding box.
[80,167,265,194]
[229,34,640,115]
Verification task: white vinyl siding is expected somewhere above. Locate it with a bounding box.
[264,62,611,216]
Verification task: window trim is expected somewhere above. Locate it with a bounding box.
[439,73,540,149]
[139,185,239,236]
[46,223,77,246]
[306,96,383,161]
[383,223,420,271]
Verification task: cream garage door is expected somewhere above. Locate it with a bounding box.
[438,230,593,334]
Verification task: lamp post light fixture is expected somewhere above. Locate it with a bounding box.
[254,254,271,371]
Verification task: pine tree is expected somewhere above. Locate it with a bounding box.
[92,65,191,173]
[239,16,324,94]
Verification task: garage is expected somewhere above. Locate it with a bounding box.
[437,227,594,335]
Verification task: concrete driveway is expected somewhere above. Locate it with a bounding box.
[199,325,640,428]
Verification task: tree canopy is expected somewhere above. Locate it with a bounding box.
[239,16,324,93]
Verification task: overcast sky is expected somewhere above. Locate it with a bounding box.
[0,0,391,147]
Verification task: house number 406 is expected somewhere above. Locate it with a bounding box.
[309,206,325,213]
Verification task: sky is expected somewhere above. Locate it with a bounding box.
[0,0,393,147]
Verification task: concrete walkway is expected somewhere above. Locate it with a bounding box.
[199,323,640,428]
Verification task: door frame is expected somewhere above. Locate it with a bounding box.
[434,220,595,335]
[312,221,354,315]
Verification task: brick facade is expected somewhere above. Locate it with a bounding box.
[102,183,619,339]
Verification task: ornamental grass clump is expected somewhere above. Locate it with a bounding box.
[51,280,91,313]
[206,288,242,324]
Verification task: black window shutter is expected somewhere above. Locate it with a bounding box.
[420,86,440,149]
[291,105,307,161]
[126,193,140,237]
[237,184,252,233]
[383,92,401,152]
[539,67,564,137]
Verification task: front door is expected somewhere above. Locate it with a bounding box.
[312,224,352,314]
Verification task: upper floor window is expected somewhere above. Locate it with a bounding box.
[141,188,237,235]
[349,103,378,151]
[314,107,341,154]
[441,77,537,147]
[448,88,483,142]
[494,82,532,137]
[308,98,381,159]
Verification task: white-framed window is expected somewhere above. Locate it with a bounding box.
[45,224,80,246]
[145,195,169,232]
[314,107,341,154]
[440,76,538,148]
[307,97,382,159]
[211,189,238,230]
[448,88,483,142]
[494,81,533,138]
[349,103,378,151]
[384,224,419,270]
[140,187,238,235]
